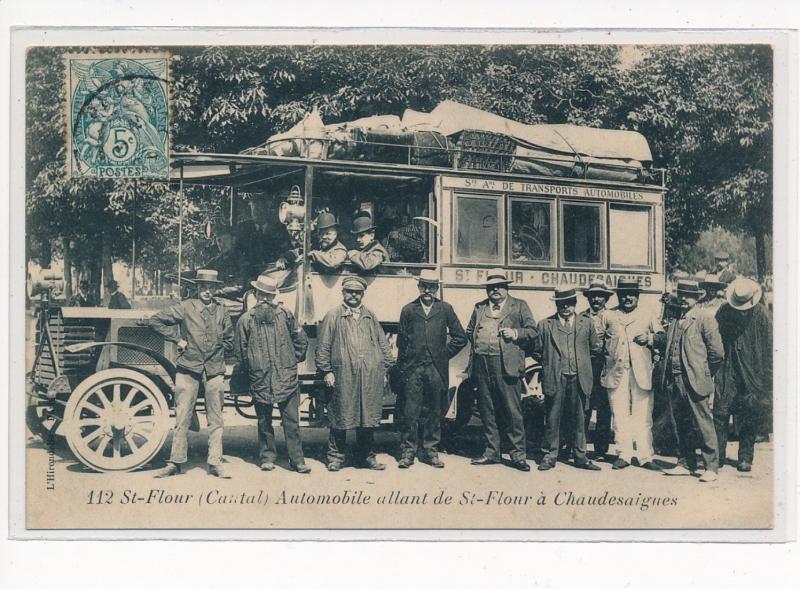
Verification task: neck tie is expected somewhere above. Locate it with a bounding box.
[492,303,500,311]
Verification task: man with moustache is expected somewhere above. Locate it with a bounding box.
[535,287,602,471]
[147,269,234,479]
[396,270,467,469]
[662,280,724,483]
[466,269,537,472]
[580,280,614,459]
[346,214,389,273]
[601,278,666,471]
[306,212,347,272]
[315,276,395,471]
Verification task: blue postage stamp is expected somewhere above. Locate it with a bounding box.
[66,53,170,179]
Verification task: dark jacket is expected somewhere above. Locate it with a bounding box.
[661,305,724,397]
[347,240,389,272]
[397,297,467,388]
[465,295,537,379]
[235,302,308,404]
[69,291,96,307]
[534,313,600,399]
[108,291,131,309]
[147,298,234,377]
[309,240,347,272]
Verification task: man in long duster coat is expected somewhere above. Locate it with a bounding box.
[316,276,394,470]
[235,275,310,473]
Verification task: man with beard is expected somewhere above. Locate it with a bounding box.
[396,270,467,469]
[713,278,772,472]
[535,288,602,472]
[466,270,537,472]
[601,278,666,471]
[346,214,389,272]
[580,280,614,459]
[315,276,395,471]
[662,280,724,483]
[147,269,234,478]
[306,212,347,272]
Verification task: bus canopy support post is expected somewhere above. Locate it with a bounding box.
[300,164,314,323]
[177,164,184,294]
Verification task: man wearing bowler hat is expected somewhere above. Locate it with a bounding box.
[307,212,348,272]
[396,270,467,469]
[347,213,389,272]
[601,278,666,471]
[235,275,311,474]
[316,276,394,471]
[466,269,537,471]
[147,269,234,478]
[662,280,724,482]
[581,280,614,459]
[534,287,602,471]
[713,278,772,472]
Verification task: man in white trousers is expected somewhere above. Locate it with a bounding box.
[601,278,666,471]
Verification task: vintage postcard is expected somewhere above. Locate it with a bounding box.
[11,30,794,537]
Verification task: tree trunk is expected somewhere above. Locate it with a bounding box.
[754,230,768,283]
[62,237,73,299]
[101,231,114,299]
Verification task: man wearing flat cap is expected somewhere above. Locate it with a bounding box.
[581,280,614,459]
[396,269,467,469]
[601,278,666,471]
[662,280,724,482]
[713,278,772,472]
[466,269,537,471]
[534,287,602,471]
[147,269,234,478]
[346,213,389,272]
[235,275,311,474]
[316,276,394,471]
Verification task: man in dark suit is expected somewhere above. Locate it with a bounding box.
[466,269,537,471]
[662,280,724,483]
[534,288,602,471]
[396,270,467,469]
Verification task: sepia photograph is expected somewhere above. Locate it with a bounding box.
[15,34,788,533]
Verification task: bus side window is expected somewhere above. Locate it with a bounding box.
[454,194,502,264]
[609,204,652,269]
[510,199,553,263]
[562,201,605,266]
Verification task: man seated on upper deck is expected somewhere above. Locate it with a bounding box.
[347,213,389,273]
[306,212,347,272]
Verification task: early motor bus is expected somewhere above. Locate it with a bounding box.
[27,101,667,472]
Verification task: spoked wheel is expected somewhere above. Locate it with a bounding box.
[63,369,171,472]
[522,362,545,407]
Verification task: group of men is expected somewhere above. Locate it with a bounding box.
[144,249,771,480]
[69,279,131,309]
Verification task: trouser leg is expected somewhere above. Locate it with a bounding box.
[169,370,201,464]
[400,365,425,459]
[566,376,588,463]
[686,387,719,473]
[327,428,347,465]
[713,405,731,466]
[355,427,376,463]
[669,376,698,470]
[630,380,655,462]
[420,365,445,459]
[473,356,501,460]
[278,392,305,466]
[607,369,634,462]
[254,401,277,464]
[204,373,225,466]
[736,412,757,464]
[544,385,565,463]
[493,358,526,462]
[594,387,612,455]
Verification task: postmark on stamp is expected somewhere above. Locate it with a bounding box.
[66,53,170,179]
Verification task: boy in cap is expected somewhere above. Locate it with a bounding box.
[147,269,234,478]
[235,275,311,474]
[601,278,666,471]
[534,287,602,471]
[396,269,467,468]
[347,214,389,272]
[466,269,537,471]
[316,276,394,471]
[661,280,724,482]
[581,280,614,459]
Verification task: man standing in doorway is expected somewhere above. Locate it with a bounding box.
[466,269,537,472]
[601,278,665,471]
[396,270,467,469]
[662,280,724,483]
[147,269,234,478]
[315,276,394,471]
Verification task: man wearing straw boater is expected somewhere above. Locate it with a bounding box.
[601,278,666,471]
[147,269,234,478]
[235,275,311,474]
[316,276,394,471]
[534,287,602,472]
[466,269,537,472]
[713,278,772,473]
[661,279,724,482]
[580,280,614,459]
[396,269,467,469]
